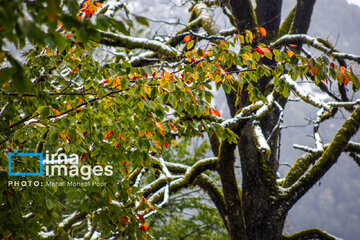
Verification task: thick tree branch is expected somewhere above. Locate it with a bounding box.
[255,0,282,41]
[218,140,246,239]
[282,228,342,240]
[227,0,257,34]
[291,0,316,35]
[99,31,181,57]
[270,34,360,64]
[282,104,360,208]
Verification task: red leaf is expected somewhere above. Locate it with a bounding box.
[94,194,97,201]
[66,33,72,38]
[141,96,148,101]
[210,108,221,117]
[123,161,131,166]
[258,27,266,37]
[254,47,264,55]
[312,67,317,75]
[137,214,145,223]
[100,77,110,85]
[164,141,169,148]
[140,224,149,231]
[169,123,178,131]
[121,215,127,226]
[104,131,114,140]
[81,153,88,161]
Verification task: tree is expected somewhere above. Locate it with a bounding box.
[1,0,360,239]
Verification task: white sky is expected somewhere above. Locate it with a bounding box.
[347,0,360,7]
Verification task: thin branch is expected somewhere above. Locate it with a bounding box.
[0,102,10,118]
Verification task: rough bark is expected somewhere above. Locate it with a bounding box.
[256,0,283,41]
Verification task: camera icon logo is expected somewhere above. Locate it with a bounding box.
[8,151,43,176]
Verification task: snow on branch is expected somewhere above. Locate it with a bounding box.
[143,157,217,215]
[327,99,360,107]
[39,211,87,238]
[270,34,360,64]
[293,141,360,154]
[220,92,274,131]
[253,120,271,157]
[281,104,360,206]
[283,75,330,111]
[254,92,275,119]
[283,227,343,240]
[99,31,181,57]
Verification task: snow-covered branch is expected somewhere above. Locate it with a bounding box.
[253,121,271,157]
[99,31,181,57]
[283,75,330,111]
[39,211,87,238]
[270,34,360,64]
[280,104,360,207]
[283,228,343,240]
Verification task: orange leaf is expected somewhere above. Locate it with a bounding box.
[155,122,165,132]
[202,49,207,58]
[258,27,266,37]
[286,50,294,58]
[140,224,149,231]
[100,77,110,85]
[94,194,97,201]
[95,2,102,8]
[184,35,191,42]
[52,108,61,116]
[154,140,161,148]
[289,44,297,47]
[340,66,347,75]
[210,108,220,117]
[66,33,72,38]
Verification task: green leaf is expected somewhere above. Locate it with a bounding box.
[187,40,195,50]
[135,16,149,27]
